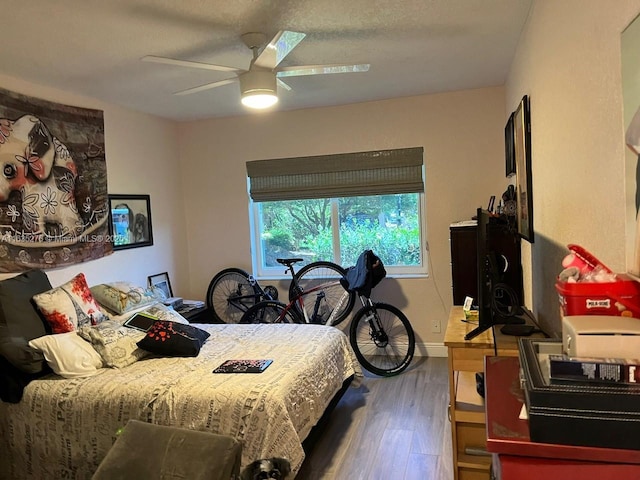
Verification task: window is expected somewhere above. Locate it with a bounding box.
[247,148,426,276]
[250,193,424,276]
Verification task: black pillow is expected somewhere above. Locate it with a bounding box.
[0,354,51,403]
[137,321,210,357]
[0,269,52,373]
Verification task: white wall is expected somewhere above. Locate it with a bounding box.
[506,0,640,335]
[178,87,507,348]
[0,73,191,295]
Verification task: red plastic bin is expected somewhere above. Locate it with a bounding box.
[555,274,640,318]
[555,244,640,318]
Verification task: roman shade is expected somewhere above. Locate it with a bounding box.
[246,147,424,202]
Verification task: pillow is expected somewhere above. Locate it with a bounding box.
[90,282,161,315]
[0,269,52,373]
[28,332,103,378]
[139,303,189,325]
[78,320,149,368]
[137,321,210,357]
[33,273,109,334]
[0,355,51,403]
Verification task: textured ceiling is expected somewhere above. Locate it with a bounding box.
[0,0,531,121]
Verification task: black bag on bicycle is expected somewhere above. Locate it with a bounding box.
[342,250,386,297]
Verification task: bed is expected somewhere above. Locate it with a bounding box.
[0,322,362,479]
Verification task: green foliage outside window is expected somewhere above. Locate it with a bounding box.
[258,194,422,270]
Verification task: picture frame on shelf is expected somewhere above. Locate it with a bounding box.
[148,272,173,298]
[513,95,534,243]
[108,194,153,250]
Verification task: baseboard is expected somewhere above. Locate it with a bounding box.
[415,342,447,357]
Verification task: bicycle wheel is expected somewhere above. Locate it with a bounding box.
[289,261,355,326]
[206,268,260,324]
[349,302,415,376]
[240,300,301,324]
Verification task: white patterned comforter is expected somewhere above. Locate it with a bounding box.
[0,323,362,479]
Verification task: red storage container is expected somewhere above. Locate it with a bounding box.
[555,245,640,319]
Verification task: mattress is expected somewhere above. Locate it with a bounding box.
[0,323,362,479]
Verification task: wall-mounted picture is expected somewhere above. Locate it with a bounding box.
[622,13,640,277]
[505,111,516,177]
[108,194,153,250]
[513,95,534,243]
[148,272,173,298]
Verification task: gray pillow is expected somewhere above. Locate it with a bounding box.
[0,270,52,373]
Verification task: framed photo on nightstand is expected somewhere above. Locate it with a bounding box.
[148,272,173,298]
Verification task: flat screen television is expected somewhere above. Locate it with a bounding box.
[464,208,525,341]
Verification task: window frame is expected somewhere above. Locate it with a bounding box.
[249,193,429,279]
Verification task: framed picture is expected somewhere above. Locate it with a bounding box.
[513,95,534,242]
[108,194,153,250]
[505,111,516,177]
[148,272,173,298]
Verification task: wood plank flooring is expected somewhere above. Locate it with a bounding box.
[297,356,453,480]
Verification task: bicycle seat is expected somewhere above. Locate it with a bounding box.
[276,258,304,267]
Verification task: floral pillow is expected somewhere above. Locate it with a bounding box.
[78,320,149,368]
[90,282,162,315]
[32,273,108,334]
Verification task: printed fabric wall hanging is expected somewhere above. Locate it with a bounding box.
[0,87,111,272]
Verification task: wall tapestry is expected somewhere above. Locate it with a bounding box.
[0,87,111,272]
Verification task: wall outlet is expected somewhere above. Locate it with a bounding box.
[431,318,441,333]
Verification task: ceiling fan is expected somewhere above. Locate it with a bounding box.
[142,30,370,109]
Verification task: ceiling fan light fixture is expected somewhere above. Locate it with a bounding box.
[239,70,278,109]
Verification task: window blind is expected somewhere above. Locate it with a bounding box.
[246,147,424,201]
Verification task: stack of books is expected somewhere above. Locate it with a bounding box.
[176,299,205,314]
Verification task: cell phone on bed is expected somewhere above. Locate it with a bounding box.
[123,312,158,332]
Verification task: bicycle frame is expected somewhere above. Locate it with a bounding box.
[282,279,352,326]
[226,276,274,313]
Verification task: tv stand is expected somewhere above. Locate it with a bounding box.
[445,306,545,480]
[464,323,494,341]
[464,308,527,341]
[493,311,526,325]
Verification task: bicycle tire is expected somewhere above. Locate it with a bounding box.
[206,268,260,324]
[349,302,415,376]
[288,261,355,326]
[240,300,301,324]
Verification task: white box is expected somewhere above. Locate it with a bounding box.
[562,315,640,358]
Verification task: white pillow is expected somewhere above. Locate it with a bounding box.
[28,333,104,378]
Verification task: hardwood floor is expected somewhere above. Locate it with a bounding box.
[298,356,453,480]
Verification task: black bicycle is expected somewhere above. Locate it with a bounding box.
[236,253,416,376]
[205,268,279,324]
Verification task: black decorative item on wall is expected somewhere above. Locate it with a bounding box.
[513,95,534,243]
[108,194,153,250]
[505,111,516,177]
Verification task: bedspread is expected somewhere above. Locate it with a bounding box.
[0,323,362,479]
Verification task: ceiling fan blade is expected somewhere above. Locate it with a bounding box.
[277,78,292,91]
[142,55,242,73]
[276,63,370,77]
[174,78,237,96]
[253,30,306,70]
